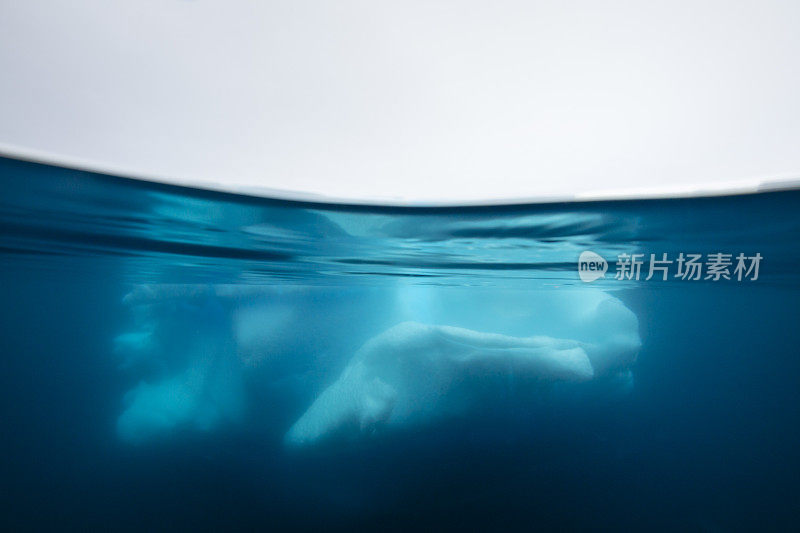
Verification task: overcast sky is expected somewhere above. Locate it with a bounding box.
[1,1,799,204]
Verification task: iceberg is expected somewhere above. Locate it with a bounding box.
[285,288,641,448]
[113,330,156,371]
[112,285,390,444]
[117,354,244,444]
[284,321,596,447]
[115,291,244,444]
[111,284,640,447]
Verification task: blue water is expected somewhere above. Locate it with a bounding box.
[1,156,799,531]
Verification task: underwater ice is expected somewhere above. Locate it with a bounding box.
[113,285,640,447]
[284,322,595,447]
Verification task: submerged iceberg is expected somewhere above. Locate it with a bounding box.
[113,290,245,443]
[113,285,389,444]
[111,285,640,447]
[284,321,596,447]
[285,289,641,448]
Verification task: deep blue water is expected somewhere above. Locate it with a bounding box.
[1,156,799,531]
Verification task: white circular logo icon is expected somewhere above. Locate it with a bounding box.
[578,251,608,282]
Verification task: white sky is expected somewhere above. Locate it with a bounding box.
[1,1,799,204]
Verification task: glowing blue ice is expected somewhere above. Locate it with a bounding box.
[112,285,640,446]
[285,289,640,447]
